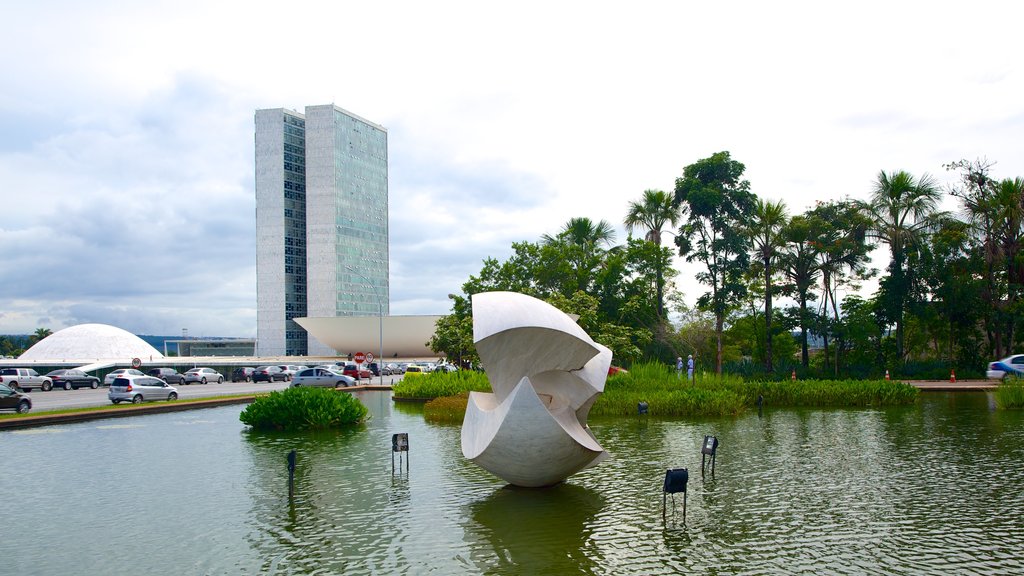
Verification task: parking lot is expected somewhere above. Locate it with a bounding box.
[23,379,294,412]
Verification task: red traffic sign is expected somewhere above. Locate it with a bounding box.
[365,352,374,363]
[354,352,366,364]
[131,357,142,368]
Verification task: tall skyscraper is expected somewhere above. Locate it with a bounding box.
[255,105,389,356]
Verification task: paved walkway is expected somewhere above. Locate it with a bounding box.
[905,379,995,391]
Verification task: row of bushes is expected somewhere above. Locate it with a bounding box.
[415,361,919,421]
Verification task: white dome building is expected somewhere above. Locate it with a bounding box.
[19,324,164,362]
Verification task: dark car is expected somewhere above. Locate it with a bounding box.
[146,367,187,385]
[0,383,31,413]
[46,369,101,390]
[232,367,256,382]
[252,366,289,382]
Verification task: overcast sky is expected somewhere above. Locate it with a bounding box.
[1,1,1021,337]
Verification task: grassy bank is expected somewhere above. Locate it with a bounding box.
[995,378,1024,409]
[0,392,264,421]
[411,362,919,421]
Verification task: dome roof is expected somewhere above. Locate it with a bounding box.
[19,323,164,361]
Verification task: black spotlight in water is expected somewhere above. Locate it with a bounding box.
[392,432,409,474]
[638,401,649,416]
[701,435,719,476]
[662,468,689,523]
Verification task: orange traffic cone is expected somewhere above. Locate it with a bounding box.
[950,369,957,383]
[791,369,796,381]
[885,369,890,381]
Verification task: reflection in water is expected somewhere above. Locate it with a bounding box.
[2,391,1024,575]
[466,483,605,574]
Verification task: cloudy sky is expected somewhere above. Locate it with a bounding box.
[1,0,1021,337]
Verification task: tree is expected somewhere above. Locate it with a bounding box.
[747,198,788,372]
[673,152,756,374]
[28,327,53,346]
[862,170,942,361]
[780,215,820,367]
[541,217,618,296]
[624,189,682,319]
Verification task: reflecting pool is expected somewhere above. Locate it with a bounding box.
[2,391,1023,575]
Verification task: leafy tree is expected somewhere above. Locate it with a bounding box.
[673,151,755,373]
[624,189,682,319]
[861,170,942,361]
[747,198,788,372]
[541,217,618,296]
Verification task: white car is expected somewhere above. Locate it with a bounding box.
[987,355,1024,380]
[183,368,223,385]
[290,367,355,388]
[108,374,178,404]
[104,368,145,386]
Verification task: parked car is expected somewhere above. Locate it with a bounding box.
[146,367,187,385]
[183,368,223,385]
[108,375,178,404]
[253,366,289,382]
[340,362,372,380]
[46,369,101,390]
[277,365,307,379]
[104,369,145,386]
[290,367,356,388]
[403,364,426,377]
[385,363,401,375]
[0,368,53,391]
[0,383,31,413]
[367,362,381,376]
[231,367,256,382]
[987,355,1024,380]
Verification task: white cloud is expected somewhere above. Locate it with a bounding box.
[0,0,1022,334]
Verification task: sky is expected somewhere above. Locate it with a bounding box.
[1,0,1022,337]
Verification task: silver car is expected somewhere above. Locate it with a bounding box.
[183,368,223,385]
[290,367,355,388]
[108,375,178,404]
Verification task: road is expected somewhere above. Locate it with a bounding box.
[26,379,294,412]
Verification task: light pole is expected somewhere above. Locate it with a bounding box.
[345,265,384,387]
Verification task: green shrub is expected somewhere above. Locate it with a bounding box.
[423,393,471,423]
[996,378,1024,410]
[239,387,368,431]
[393,370,491,400]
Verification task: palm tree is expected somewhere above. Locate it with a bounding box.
[542,217,617,294]
[29,327,53,345]
[747,198,788,372]
[990,177,1024,351]
[624,189,682,318]
[781,215,820,368]
[862,170,942,361]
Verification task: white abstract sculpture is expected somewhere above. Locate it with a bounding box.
[461,291,612,487]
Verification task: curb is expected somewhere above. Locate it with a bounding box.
[0,396,257,430]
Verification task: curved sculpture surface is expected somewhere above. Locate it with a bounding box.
[461,291,611,487]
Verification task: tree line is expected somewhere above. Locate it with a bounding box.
[430,152,1023,378]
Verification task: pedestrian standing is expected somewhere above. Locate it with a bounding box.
[676,356,683,378]
[687,355,695,382]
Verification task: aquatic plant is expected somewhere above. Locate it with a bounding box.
[239,387,368,431]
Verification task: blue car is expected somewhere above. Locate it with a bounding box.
[987,355,1024,380]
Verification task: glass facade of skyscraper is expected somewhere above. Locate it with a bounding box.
[256,105,388,357]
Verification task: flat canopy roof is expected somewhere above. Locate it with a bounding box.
[296,315,441,358]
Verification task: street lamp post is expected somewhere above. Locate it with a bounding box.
[345,265,384,387]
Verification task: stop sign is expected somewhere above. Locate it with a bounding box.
[354,352,366,364]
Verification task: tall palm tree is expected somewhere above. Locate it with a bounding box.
[991,177,1024,351]
[862,170,942,361]
[624,189,682,318]
[781,215,821,368]
[747,198,788,372]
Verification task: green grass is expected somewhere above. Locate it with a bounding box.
[995,377,1024,409]
[392,370,492,400]
[399,361,919,420]
[239,387,368,431]
[423,393,471,424]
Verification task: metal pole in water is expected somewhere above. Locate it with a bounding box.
[287,449,296,498]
